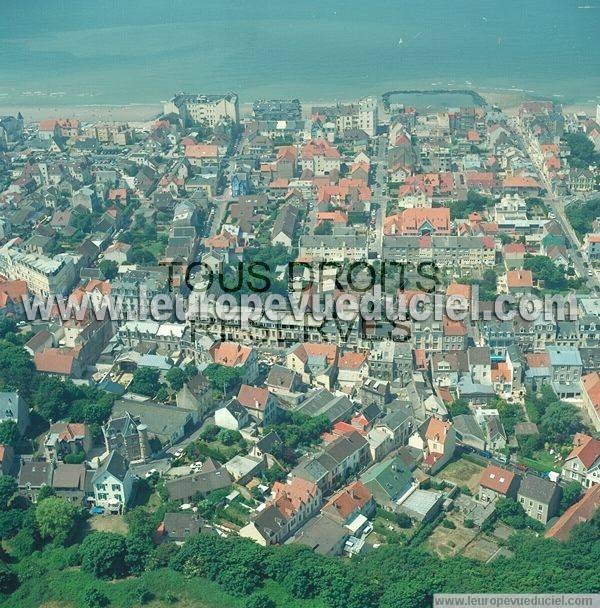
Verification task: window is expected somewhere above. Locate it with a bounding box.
[111,484,121,492]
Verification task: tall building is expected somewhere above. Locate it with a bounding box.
[164,93,239,127]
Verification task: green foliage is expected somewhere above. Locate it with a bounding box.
[560,481,583,514]
[203,363,245,394]
[395,512,413,528]
[83,586,110,608]
[0,341,36,398]
[441,518,456,529]
[35,497,80,544]
[0,319,18,340]
[447,190,493,219]
[200,424,219,442]
[37,485,56,501]
[0,509,23,539]
[494,398,524,436]
[464,518,475,528]
[99,260,118,280]
[129,368,162,397]
[266,411,331,453]
[217,428,241,446]
[447,399,470,417]
[0,420,19,447]
[540,401,582,444]
[563,132,599,169]
[165,367,187,392]
[0,562,18,595]
[262,464,287,484]
[565,198,600,239]
[80,532,128,579]
[64,450,86,464]
[523,255,577,291]
[245,592,276,608]
[0,475,18,510]
[314,221,333,235]
[494,497,544,532]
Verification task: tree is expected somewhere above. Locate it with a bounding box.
[314,221,333,235]
[36,485,56,501]
[245,593,276,608]
[0,509,22,539]
[35,497,80,543]
[447,399,470,417]
[155,386,169,402]
[0,475,17,510]
[0,420,19,447]
[0,341,36,398]
[0,319,17,340]
[0,562,18,595]
[80,532,128,579]
[125,535,152,575]
[129,368,162,398]
[540,401,581,444]
[166,367,187,392]
[203,363,244,394]
[99,259,118,280]
[83,587,110,608]
[560,481,583,513]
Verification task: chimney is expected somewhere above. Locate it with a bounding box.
[137,424,151,462]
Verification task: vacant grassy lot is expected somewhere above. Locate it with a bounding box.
[434,457,485,492]
[88,514,129,535]
[425,512,478,558]
[7,568,328,608]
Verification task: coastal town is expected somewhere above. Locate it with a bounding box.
[0,91,600,606]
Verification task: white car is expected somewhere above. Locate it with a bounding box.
[173,449,184,459]
[144,468,158,479]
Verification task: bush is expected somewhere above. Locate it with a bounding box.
[464,518,475,529]
[441,519,456,529]
[80,532,128,579]
[395,512,413,528]
[83,587,110,608]
[245,592,276,608]
[0,562,18,594]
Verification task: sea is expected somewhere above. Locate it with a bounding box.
[1,0,599,107]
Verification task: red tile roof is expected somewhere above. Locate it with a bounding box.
[237,385,270,411]
[566,433,600,469]
[479,465,516,494]
[545,485,600,541]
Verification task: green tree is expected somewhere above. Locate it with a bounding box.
[129,368,162,398]
[83,587,110,608]
[0,509,22,539]
[99,259,118,280]
[447,398,470,417]
[80,532,128,579]
[540,401,581,444]
[0,341,36,398]
[0,420,19,447]
[0,475,17,510]
[35,497,80,543]
[245,593,276,608]
[204,363,244,394]
[0,562,18,595]
[37,485,56,501]
[560,481,583,513]
[166,367,187,392]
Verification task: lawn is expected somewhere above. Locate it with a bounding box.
[88,514,129,535]
[4,567,327,608]
[434,458,485,492]
[518,450,560,473]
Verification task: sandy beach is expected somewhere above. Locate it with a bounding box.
[1,91,596,126]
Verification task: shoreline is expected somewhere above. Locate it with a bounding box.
[0,90,596,124]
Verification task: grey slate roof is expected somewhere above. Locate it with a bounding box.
[518,475,560,505]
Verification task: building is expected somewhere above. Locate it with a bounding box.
[321,480,375,525]
[517,475,562,524]
[44,422,92,462]
[478,465,520,503]
[236,384,279,425]
[0,244,76,297]
[18,460,53,503]
[52,463,87,504]
[360,456,413,511]
[214,399,251,431]
[160,512,208,543]
[293,431,370,493]
[164,93,239,126]
[398,489,444,523]
[580,372,600,431]
[547,345,583,399]
[0,392,29,435]
[545,484,600,541]
[165,459,232,502]
[290,514,349,556]
[561,433,600,488]
[103,412,152,464]
[91,451,133,514]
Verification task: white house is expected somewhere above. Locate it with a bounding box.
[91,451,133,514]
[214,399,251,431]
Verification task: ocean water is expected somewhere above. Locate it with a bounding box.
[0,0,599,106]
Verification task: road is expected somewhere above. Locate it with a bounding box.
[371,134,389,258]
[517,122,599,292]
